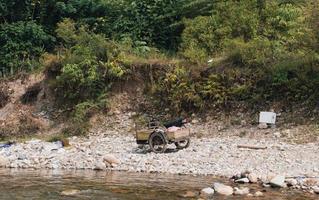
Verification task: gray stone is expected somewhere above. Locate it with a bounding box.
[234,187,249,195]
[200,187,214,198]
[270,175,286,188]
[213,182,233,196]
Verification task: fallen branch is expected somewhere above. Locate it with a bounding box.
[237,145,267,150]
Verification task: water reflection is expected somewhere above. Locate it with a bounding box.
[0,169,316,200]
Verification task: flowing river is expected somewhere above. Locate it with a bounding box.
[0,169,317,200]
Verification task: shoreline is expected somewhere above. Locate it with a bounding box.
[0,133,318,195]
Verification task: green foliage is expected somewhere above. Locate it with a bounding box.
[52,19,127,104]
[0,21,54,76]
[180,0,258,63]
[154,66,202,111]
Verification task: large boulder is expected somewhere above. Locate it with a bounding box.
[213,183,233,196]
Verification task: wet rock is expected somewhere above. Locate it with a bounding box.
[213,182,233,196]
[200,187,214,198]
[234,187,249,195]
[254,191,263,197]
[61,189,80,196]
[235,178,249,184]
[248,173,258,183]
[270,175,286,188]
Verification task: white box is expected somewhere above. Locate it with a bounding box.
[259,112,276,124]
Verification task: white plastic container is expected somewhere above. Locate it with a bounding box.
[259,112,276,124]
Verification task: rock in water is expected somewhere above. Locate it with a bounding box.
[234,187,249,195]
[61,189,80,196]
[235,178,250,184]
[254,191,264,197]
[200,187,214,198]
[179,191,197,198]
[248,173,258,183]
[270,175,286,187]
[213,183,233,196]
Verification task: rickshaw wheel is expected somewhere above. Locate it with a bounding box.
[149,132,167,153]
[175,138,190,149]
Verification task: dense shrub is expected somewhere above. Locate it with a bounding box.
[52,19,127,105]
[0,21,54,76]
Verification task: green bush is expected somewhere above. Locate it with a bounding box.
[52,19,127,105]
[0,21,54,76]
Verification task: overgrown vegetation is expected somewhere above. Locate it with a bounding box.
[0,0,318,135]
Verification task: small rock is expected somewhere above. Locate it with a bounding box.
[273,132,281,138]
[192,119,199,124]
[240,120,247,126]
[285,178,298,187]
[213,182,233,196]
[234,187,249,195]
[235,178,250,184]
[263,183,271,188]
[270,175,286,188]
[61,189,80,196]
[258,123,268,129]
[254,191,264,197]
[200,187,214,198]
[248,173,258,183]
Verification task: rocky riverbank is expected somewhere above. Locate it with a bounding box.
[0,132,318,196]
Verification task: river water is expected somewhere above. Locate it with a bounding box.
[0,169,317,200]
